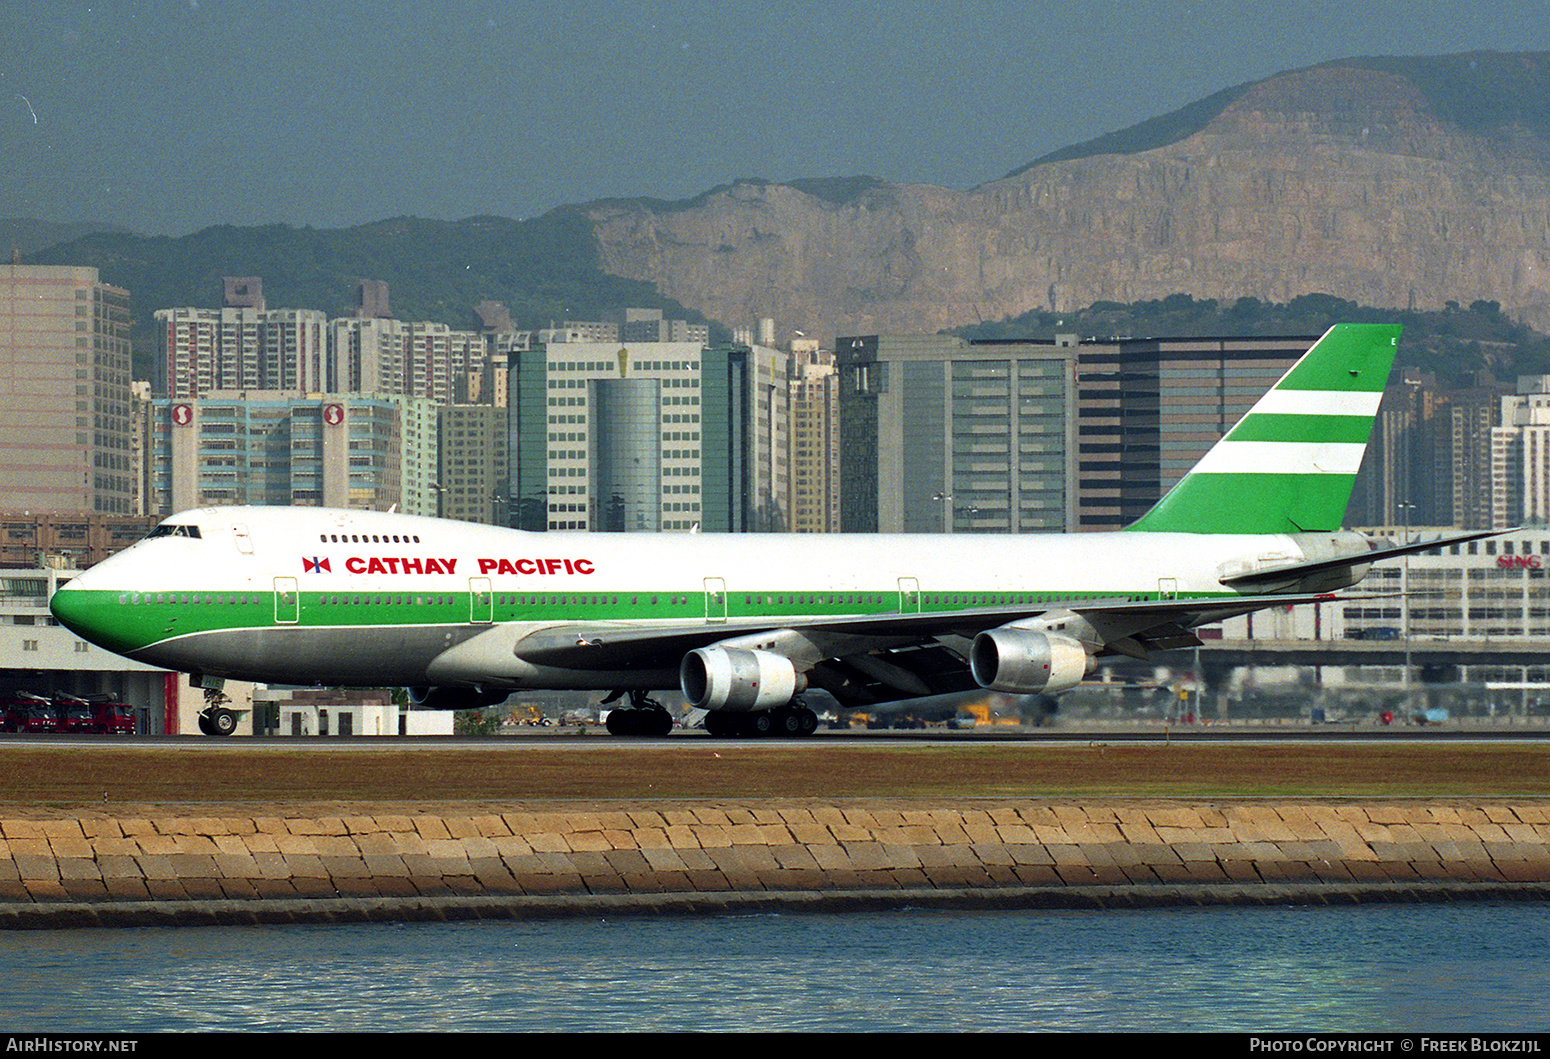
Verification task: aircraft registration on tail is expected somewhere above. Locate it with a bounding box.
[50,323,1491,736]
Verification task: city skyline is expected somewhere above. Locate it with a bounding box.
[5,1,1549,236]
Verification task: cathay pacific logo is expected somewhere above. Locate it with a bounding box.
[302,557,331,573]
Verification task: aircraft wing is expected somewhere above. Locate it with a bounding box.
[1220,528,1503,591]
[509,590,1342,708]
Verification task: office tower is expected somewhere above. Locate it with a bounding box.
[837,334,1077,533]
[506,340,788,532]
[0,264,134,514]
[1075,334,1311,531]
[509,341,707,531]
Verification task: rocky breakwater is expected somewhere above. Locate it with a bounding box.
[1,800,1548,927]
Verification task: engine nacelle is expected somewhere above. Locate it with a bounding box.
[407,686,511,711]
[969,629,1092,694]
[680,647,801,712]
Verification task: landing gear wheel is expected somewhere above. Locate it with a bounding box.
[199,708,237,737]
[772,707,805,737]
[797,707,819,736]
[747,710,774,737]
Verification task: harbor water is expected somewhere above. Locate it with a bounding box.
[1,901,1547,1032]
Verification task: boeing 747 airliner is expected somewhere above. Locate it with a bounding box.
[50,323,1487,736]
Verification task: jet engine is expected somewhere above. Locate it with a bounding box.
[407,686,512,711]
[969,629,1092,694]
[680,647,802,712]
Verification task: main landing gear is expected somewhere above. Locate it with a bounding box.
[599,692,821,738]
[703,702,819,739]
[602,691,675,737]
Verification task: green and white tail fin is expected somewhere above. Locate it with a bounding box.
[1126,322,1400,535]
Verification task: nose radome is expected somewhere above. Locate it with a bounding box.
[49,577,96,635]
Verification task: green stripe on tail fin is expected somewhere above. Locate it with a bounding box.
[1126,323,1400,535]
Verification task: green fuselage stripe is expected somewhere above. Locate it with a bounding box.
[59,585,1234,656]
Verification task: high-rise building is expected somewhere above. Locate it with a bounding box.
[506,340,792,532]
[0,264,134,514]
[837,334,1078,533]
[1345,371,1511,531]
[393,396,440,518]
[160,279,496,403]
[622,308,710,345]
[150,393,436,515]
[1490,376,1550,529]
[1451,385,1508,530]
[1075,334,1312,531]
[788,346,841,533]
[509,341,709,531]
[328,317,405,394]
[402,321,488,406]
[438,404,508,524]
[159,306,329,398]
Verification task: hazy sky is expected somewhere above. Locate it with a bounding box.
[4,0,1549,236]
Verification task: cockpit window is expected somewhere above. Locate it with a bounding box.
[146,524,203,540]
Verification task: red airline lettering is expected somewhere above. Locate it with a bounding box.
[476,557,596,576]
[340,555,596,577]
[343,556,456,575]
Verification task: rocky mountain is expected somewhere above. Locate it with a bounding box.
[583,52,1550,336]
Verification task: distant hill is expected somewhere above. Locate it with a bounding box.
[583,51,1550,339]
[24,210,718,376]
[1,218,137,257]
[24,51,1550,381]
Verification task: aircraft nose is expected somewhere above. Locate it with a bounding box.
[49,571,136,656]
[49,578,94,637]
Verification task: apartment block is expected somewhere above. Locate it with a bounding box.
[438,404,508,524]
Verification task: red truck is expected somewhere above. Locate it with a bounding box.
[89,695,137,735]
[52,692,136,735]
[1,693,60,733]
[51,693,97,734]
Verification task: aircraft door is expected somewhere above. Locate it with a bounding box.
[1158,577,1179,600]
[898,577,921,613]
[704,577,727,623]
[232,523,253,554]
[469,577,494,624]
[274,576,299,624]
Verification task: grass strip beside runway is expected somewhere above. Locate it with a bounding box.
[2,741,1546,806]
